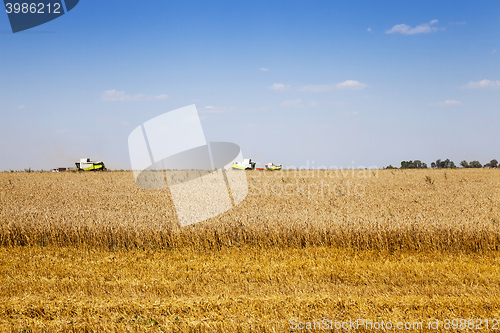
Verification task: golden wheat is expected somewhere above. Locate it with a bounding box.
[1,170,500,332]
[0,169,499,251]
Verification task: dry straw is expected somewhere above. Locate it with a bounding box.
[0,169,499,252]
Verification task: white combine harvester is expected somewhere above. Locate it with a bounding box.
[75,158,106,171]
[231,158,256,170]
[231,159,282,171]
[264,162,282,171]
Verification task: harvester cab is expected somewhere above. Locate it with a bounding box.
[75,158,106,171]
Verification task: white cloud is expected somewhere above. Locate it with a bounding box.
[259,68,269,72]
[462,80,500,89]
[269,83,290,91]
[367,28,372,32]
[386,19,442,35]
[102,89,169,101]
[298,81,367,92]
[298,84,334,92]
[309,100,320,107]
[433,99,463,106]
[335,80,367,90]
[281,99,302,107]
[198,106,235,114]
[17,105,26,109]
[492,50,497,54]
[324,101,349,106]
[152,94,169,100]
[450,21,466,25]
[345,111,359,116]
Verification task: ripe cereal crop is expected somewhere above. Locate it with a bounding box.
[0,169,499,332]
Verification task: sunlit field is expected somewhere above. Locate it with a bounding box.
[1,170,499,332]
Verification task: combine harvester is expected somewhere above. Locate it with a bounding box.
[264,162,282,171]
[231,159,282,171]
[75,158,106,171]
[231,158,256,170]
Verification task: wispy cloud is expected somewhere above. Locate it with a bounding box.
[281,99,302,107]
[324,101,349,106]
[298,84,334,92]
[259,67,269,72]
[309,100,320,107]
[366,28,372,32]
[462,80,500,89]
[269,83,290,91]
[298,80,367,92]
[450,21,466,25]
[335,80,367,90]
[345,111,359,116]
[198,106,235,114]
[493,50,498,54]
[17,105,26,109]
[431,99,464,106]
[102,89,169,101]
[386,19,442,35]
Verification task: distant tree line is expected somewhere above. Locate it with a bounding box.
[400,160,428,169]
[385,159,499,169]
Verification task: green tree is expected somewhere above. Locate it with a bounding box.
[460,160,469,168]
[469,160,482,168]
[400,160,427,169]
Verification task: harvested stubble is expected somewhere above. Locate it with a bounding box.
[1,246,500,332]
[0,169,499,251]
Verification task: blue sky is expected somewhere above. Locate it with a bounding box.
[1,0,499,170]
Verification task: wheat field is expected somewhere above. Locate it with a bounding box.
[0,169,499,331]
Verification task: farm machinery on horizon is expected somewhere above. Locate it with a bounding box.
[231,159,282,171]
[75,158,106,171]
